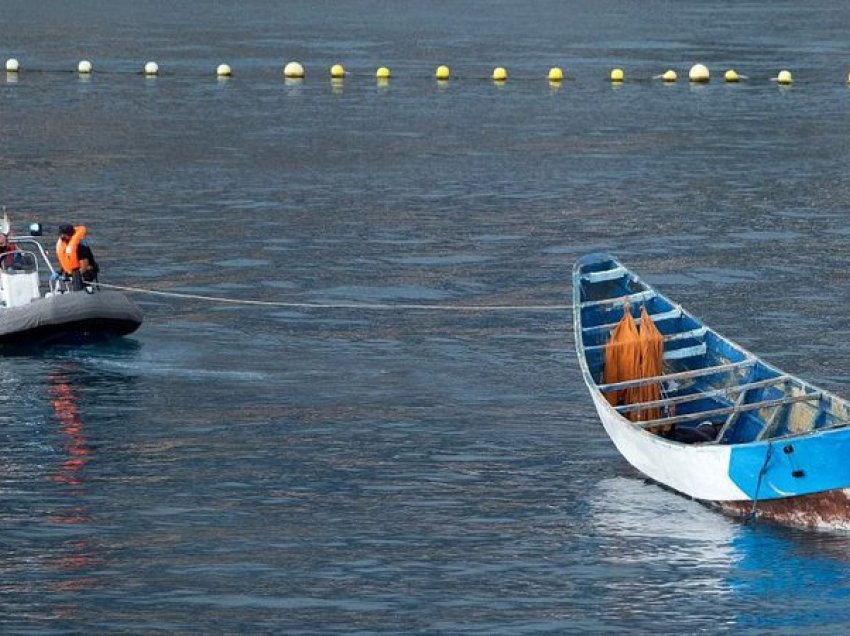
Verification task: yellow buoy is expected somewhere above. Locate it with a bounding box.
[376,66,390,79]
[216,63,232,77]
[435,65,450,80]
[492,66,507,81]
[661,69,677,82]
[548,67,563,82]
[689,63,709,82]
[776,69,793,85]
[610,68,624,82]
[330,64,345,78]
[5,58,19,72]
[78,60,93,74]
[283,61,305,78]
[724,69,739,82]
[144,61,159,76]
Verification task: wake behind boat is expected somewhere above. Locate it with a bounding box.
[0,233,142,346]
[573,253,850,530]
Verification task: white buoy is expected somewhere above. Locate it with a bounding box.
[661,69,677,82]
[689,63,709,82]
[216,63,232,77]
[776,69,793,85]
[5,58,19,72]
[78,60,93,74]
[283,61,305,78]
[144,61,159,76]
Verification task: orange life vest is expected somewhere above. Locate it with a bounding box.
[56,225,87,274]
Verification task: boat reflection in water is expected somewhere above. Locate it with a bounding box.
[587,475,850,629]
[50,371,91,490]
[588,476,739,591]
[47,368,99,597]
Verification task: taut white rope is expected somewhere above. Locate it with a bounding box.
[97,282,573,312]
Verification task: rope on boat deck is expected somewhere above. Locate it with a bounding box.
[96,282,574,312]
[747,442,774,525]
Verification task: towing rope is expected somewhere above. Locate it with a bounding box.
[746,441,774,524]
[97,282,573,312]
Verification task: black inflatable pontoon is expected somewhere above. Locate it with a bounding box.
[0,235,142,346]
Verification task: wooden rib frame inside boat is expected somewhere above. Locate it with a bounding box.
[578,284,849,445]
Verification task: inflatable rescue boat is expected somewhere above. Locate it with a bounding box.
[0,234,142,346]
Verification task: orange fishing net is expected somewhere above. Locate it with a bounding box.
[603,304,665,426]
[633,306,664,424]
[603,304,641,406]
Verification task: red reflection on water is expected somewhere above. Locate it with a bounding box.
[49,373,90,489]
[46,371,99,600]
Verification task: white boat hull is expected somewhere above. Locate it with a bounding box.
[591,390,748,501]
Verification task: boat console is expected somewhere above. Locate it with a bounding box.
[0,251,41,308]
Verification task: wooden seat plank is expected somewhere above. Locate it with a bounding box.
[582,307,682,334]
[580,290,654,308]
[581,267,627,283]
[585,326,707,353]
[663,343,707,360]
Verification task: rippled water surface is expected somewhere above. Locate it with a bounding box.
[4,1,850,632]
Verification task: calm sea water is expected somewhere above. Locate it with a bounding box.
[3,1,850,632]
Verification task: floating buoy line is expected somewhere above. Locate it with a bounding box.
[0,58,838,86]
[97,282,573,312]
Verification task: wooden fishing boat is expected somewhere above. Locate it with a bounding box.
[573,253,850,530]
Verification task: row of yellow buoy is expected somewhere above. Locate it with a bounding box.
[0,57,810,85]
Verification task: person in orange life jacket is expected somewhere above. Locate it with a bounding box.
[56,223,99,290]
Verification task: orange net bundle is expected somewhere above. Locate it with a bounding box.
[603,304,641,406]
[603,304,665,425]
[632,306,664,424]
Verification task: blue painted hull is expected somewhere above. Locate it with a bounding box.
[728,429,850,501]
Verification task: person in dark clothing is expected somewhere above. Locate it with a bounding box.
[56,223,99,290]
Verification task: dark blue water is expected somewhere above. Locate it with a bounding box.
[3,1,850,632]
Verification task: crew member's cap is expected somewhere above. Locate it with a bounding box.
[57,223,74,236]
